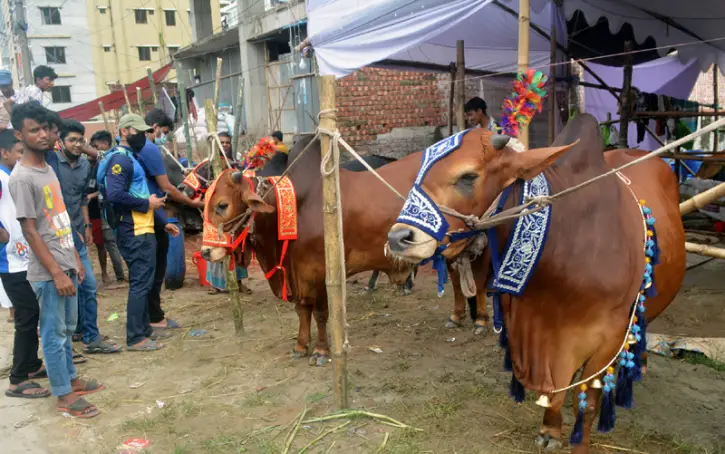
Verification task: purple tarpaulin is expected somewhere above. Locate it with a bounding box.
[583,55,702,151]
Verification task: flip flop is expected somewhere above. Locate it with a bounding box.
[127,339,165,352]
[57,398,100,419]
[74,379,105,396]
[5,381,51,399]
[84,339,122,354]
[149,329,172,341]
[72,350,87,364]
[28,368,47,379]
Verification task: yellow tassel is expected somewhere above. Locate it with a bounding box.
[639,199,646,205]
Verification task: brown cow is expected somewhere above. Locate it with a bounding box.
[201,135,491,364]
[387,114,685,453]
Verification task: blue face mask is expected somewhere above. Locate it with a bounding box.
[155,133,167,147]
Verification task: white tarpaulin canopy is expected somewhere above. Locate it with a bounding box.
[306,0,725,78]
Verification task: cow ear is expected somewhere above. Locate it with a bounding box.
[244,192,276,213]
[511,140,579,181]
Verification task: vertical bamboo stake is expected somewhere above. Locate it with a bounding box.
[121,84,133,113]
[548,17,556,144]
[205,97,244,334]
[448,63,455,137]
[136,86,144,113]
[455,41,465,132]
[518,0,530,148]
[232,76,245,159]
[147,67,158,105]
[214,57,223,116]
[618,41,634,149]
[177,77,193,164]
[318,75,348,410]
[714,64,719,152]
[99,101,111,133]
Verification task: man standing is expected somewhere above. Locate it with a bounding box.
[88,130,124,284]
[98,114,178,351]
[9,103,103,417]
[139,109,202,331]
[0,69,14,131]
[0,130,48,398]
[58,120,120,355]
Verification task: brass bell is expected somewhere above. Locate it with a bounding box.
[535,394,552,408]
[591,379,603,389]
[627,333,637,345]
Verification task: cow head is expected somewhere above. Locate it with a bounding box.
[200,170,276,262]
[387,128,574,263]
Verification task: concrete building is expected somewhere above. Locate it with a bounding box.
[1,0,217,110]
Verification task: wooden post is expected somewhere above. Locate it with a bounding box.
[518,0,530,147]
[685,242,725,259]
[618,41,634,149]
[455,41,466,132]
[121,84,133,113]
[680,179,725,215]
[714,64,719,153]
[214,57,223,116]
[136,86,144,113]
[548,18,556,144]
[205,97,244,334]
[177,77,193,164]
[448,63,455,137]
[232,76,245,159]
[318,75,348,410]
[99,101,112,133]
[147,67,158,105]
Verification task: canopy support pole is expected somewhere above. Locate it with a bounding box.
[456,41,466,132]
[618,41,634,148]
[318,75,349,410]
[714,65,720,153]
[548,17,556,144]
[448,63,455,137]
[517,0,530,147]
[177,77,193,164]
[685,242,725,259]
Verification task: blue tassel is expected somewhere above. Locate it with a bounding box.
[615,362,634,409]
[597,390,616,432]
[504,347,513,371]
[499,324,508,349]
[419,248,449,297]
[648,223,660,265]
[570,385,588,445]
[509,374,525,403]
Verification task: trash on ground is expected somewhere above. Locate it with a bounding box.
[446,337,456,343]
[189,329,207,337]
[117,438,151,452]
[106,312,119,322]
[128,382,146,389]
[368,346,383,354]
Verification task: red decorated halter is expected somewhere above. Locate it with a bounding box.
[182,159,210,202]
[202,168,256,251]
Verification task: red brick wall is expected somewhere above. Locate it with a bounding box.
[336,68,448,150]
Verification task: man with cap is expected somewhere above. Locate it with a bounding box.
[96,114,179,352]
[0,69,15,131]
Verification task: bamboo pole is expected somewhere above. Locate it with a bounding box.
[177,77,193,164]
[147,67,158,105]
[99,101,111,134]
[714,65,720,153]
[121,84,132,113]
[618,41,634,148]
[680,179,725,215]
[548,19,556,144]
[232,76,245,159]
[455,41,465,132]
[517,0,530,147]
[136,86,144,113]
[214,57,223,116]
[205,97,244,334]
[448,63,455,137]
[685,242,725,259]
[318,75,348,410]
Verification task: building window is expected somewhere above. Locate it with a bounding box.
[40,7,61,25]
[51,86,71,103]
[167,46,180,55]
[134,9,148,24]
[103,45,112,52]
[151,46,159,52]
[165,10,175,26]
[137,47,151,61]
[98,6,107,14]
[45,47,66,64]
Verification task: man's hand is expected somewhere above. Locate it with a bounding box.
[164,223,180,237]
[53,271,76,296]
[192,199,204,210]
[148,194,167,211]
[0,228,9,243]
[85,226,93,245]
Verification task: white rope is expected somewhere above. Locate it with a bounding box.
[161,145,188,173]
[206,131,233,170]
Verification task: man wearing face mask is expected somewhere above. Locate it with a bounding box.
[136,109,202,332]
[98,114,179,351]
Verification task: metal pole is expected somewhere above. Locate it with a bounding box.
[518,0,530,147]
[618,41,634,149]
[318,74,348,410]
[456,41,466,132]
[15,0,33,86]
[177,77,193,164]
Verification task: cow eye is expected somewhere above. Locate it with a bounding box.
[456,173,477,186]
[216,202,229,215]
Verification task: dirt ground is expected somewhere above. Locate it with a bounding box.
[1,235,724,454]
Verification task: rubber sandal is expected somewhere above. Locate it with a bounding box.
[164,319,182,329]
[29,368,47,379]
[127,339,165,352]
[149,329,172,341]
[84,339,122,354]
[57,398,100,419]
[72,350,87,364]
[74,379,105,396]
[5,381,51,399]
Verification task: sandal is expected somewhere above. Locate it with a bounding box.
[149,329,172,341]
[5,381,51,399]
[151,318,182,329]
[208,288,228,295]
[127,339,165,352]
[72,349,87,364]
[57,398,100,419]
[74,379,105,396]
[84,339,122,354]
[28,367,47,379]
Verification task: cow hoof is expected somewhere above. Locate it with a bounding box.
[308,353,330,367]
[361,287,375,294]
[473,324,489,336]
[397,288,412,297]
[291,350,308,360]
[445,319,463,329]
[535,433,563,451]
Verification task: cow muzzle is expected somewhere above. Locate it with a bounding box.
[200,246,228,262]
[387,223,438,262]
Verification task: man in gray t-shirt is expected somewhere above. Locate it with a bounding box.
[8,102,103,418]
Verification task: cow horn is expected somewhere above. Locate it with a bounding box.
[231,171,243,183]
[491,134,511,150]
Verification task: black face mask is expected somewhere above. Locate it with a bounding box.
[127,131,146,152]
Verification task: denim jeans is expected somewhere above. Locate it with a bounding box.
[119,233,156,346]
[74,232,101,345]
[32,274,79,396]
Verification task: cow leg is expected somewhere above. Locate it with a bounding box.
[472,291,490,336]
[292,301,312,359]
[309,297,331,367]
[446,266,465,328]
[364,271,380,293]
[535,391,567,451]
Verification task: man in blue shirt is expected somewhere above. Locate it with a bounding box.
[99,114,178,351]
[138,109,202,331]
